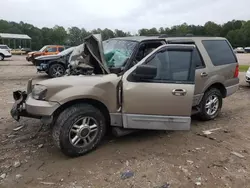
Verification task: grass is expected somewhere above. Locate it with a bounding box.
[239,65,249,72]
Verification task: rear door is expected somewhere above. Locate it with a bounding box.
[122,44,196,131]
[167,39,208,105]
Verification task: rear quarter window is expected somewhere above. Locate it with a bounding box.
[202,40,237,66]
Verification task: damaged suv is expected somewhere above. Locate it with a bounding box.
[10,34,239,157]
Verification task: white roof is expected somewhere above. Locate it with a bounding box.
[0,33,31,40]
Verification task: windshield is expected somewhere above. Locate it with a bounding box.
[0,45,9,50]
[58,47,75,56]
[39,46,48,52]
[102,39,137,68]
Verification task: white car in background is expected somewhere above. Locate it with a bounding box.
[234,47,245,53]
[246,67,250,85]
[0,44,12,61]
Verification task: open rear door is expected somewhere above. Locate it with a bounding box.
[121,44,196,131]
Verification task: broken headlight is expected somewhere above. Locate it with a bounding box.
[32,84,47,100]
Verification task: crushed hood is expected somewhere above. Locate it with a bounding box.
[68,34,110,75]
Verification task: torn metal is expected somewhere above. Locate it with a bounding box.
[66,34,110,76]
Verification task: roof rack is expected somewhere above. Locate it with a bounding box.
[158,33,194,38]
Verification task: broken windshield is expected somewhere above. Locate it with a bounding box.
[103,39,137,68]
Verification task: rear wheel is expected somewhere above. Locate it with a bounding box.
[0,54,4,61]
[52,104,106,157]
[198,88,222,121]
[48,63,65,78]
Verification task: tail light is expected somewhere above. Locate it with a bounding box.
[234,64,239,78]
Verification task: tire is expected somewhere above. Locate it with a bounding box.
[48,63,65,78]
[0,54,4,61]
[198,88,222,121]
[52,103,106,157]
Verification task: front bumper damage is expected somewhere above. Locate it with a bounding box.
[10,90,41,121]
[10,79,60,122]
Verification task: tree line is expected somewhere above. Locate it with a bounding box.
[0,19,249,50]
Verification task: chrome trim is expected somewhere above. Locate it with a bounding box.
[123,114,191,130]
[226,84,239,97]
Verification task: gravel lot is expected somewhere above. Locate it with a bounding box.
[0,55,250,188]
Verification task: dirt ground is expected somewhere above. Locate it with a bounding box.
[0,55,250,188]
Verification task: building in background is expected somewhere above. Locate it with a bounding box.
[0,33,31,50]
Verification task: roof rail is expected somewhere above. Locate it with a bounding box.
[159,33,194,38]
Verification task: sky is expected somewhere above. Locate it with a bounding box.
[1,0,250,33]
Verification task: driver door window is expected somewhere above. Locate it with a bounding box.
[47,47,57,53]
[146,50,194,82]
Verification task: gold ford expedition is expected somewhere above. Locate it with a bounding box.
[10,34,239,157]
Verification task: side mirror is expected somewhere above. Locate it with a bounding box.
[45,50,48,53]
[133,65,157,80]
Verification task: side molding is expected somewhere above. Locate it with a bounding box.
[123,114,191,130]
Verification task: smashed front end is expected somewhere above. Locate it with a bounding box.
[66,34,110,76]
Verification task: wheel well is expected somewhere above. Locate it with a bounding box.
[49,62,67,69]
[0,53,4,56]
[206,83,227,98]
[53,98,111,127]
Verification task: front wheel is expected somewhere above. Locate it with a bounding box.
[52,104,106,157]
[48,64,65,78]
[0,54,4,61]
[198,88,222,121]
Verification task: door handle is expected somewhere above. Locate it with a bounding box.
[201,72,208,77]
[172,89,187,96]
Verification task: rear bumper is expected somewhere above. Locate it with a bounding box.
[10,90,60,121]
[226,84,239,97]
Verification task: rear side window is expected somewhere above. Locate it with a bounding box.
[58,47,64,52]
[202,40,237,66]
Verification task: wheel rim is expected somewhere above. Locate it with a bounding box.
[52,65,64,77]
[69,117,98,148]
[205,94,219,116]
[0,55,3,60]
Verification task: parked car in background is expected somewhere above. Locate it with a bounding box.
[0,44,12,60]
[244,47,250,53]
[10,34,239,157]
[245,66,250,84]
[234,47,245,53]
[34,47,75,78]
[21,48,32,54]
[26,45,65,63]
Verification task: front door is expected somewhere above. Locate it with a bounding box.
[44,46,58,55]
[122,44,196,131]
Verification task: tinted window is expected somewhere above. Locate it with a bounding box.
[58,47,64,52]
[193,48,204,68]
[47,47,57,52]
[202,40,237,66]
[147,50,192,82]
